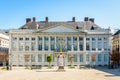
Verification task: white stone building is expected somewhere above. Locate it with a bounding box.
[9,17,111,66]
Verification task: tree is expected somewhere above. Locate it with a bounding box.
[47,55,52,68]
[111,50,120,68]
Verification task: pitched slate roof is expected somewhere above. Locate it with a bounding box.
[19,20,102,30]
[114,30,120,35]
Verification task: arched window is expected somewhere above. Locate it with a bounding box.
[91,26,94,30]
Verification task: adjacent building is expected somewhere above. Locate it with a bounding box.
[9,17,111,66]
[112,30,120,53]
[0,30,9,65]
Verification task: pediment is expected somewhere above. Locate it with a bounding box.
[42,26,79,33]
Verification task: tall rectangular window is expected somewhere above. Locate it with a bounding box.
[92,42,96,51]
[98,42,102,50]
[19,42,24,51]
[25,42,30,51]
[31,42,35,51]
[38,54,42,62]
[73,37,77,51]
[31,55,35,62]
[44,37,48,51]
[50,37,55,51]
[104,54,108,62]
[86,42,90,51]
[67,37,71,51]
[79,54,83,62]
[103,42,107,51]
[38,37,42,50]
[98,54,102,62]
[79,37,83,51]
[73,54,77,62]
[86,54,89,62]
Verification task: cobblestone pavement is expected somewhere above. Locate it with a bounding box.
[0,67,120,80]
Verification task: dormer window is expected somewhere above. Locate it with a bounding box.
[76,26,79,29]
[91,26,94,30]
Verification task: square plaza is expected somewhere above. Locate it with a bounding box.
[0,67,120,80]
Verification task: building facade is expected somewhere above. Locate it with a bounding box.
[0,30,9,65]
[9,17,111,66]
[112,30,120,52]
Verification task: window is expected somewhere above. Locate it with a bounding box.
[31,37,35,40]
[38,54,42,62]
[19,38,23,40]
[73,54,77,62]
[103,42,107,50]
[91,26,94,30]
[92,38,95,41]
[79,54,83,62]
[79,37,83,51]
[12,42,17,51]
[31,42,35,51]
[67,37,71,51]
[98,42,102,50]
[19,42,24,51]
[50,37,55,51]
[86,38,90,41]
[98,54,102,62]
[25,38,29,40]
[44,37,48,51]
[86,54,90,62]
[104,54,108,62]
[38,37,42,50]
[86,42,90,50]
[92,42,96,50]
[73,37,77,51]
[31,55,35,62]
[13,37,17,41]
[25,42,29,51]
[98,38,102,41]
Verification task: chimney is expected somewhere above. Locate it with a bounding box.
[84,17,89,21]
[89,18,94,23]
[45,17,48,22]
[33,17,36,22]
[26,18,31,23]
[72,17,75,22]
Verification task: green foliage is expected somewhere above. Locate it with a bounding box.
[47,55,52,63]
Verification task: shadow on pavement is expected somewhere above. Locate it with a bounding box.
[93,66,120,76]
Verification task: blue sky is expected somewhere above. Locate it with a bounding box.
[0,0,120,29]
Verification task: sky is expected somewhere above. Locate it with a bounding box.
[0,0,120,30]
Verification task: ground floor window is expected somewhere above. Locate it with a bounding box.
[79,54,83,62]
[38,54,42,62]
[86,54,90,62]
